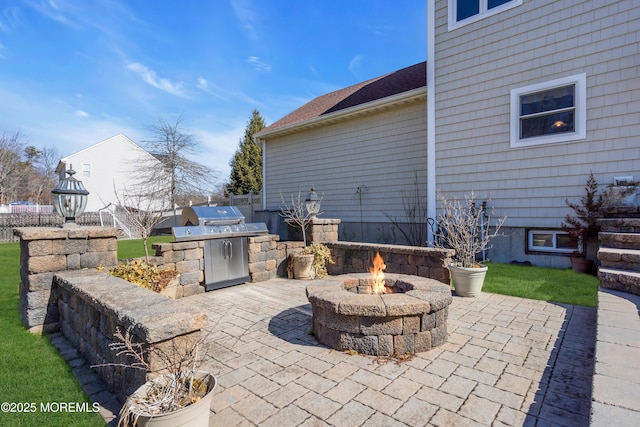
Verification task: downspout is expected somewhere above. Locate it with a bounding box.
[259,138,267,209]
[427,0,437,243]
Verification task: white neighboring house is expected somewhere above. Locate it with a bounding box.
[56,134,164,213]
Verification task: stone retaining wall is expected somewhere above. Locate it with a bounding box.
[150,240,205,298]
[324,242,454,284]
[14,227,119,333]
[55,269,208,402]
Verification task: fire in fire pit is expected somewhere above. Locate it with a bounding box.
[368,252,387,294]
[306,254,453,356]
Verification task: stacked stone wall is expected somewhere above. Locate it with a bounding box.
[55,269,207,402]
[14,227,119,333]
[151,241,205,298]
[324,241,454,284]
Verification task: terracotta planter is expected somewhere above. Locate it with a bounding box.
[292,254,315,279]
[570,257,593,274]
[126,372,216,427]
[449,264,488,297]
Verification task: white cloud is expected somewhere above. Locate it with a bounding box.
[126,61,188,97]
[75,110,89,117]
[247,56,272,72]
[0,7,22,32]
[231,0,259,40]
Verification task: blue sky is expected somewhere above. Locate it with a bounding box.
[0,0,426,182]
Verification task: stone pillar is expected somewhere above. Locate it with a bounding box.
[288,218,341,244]
[13,226,119,333]
[308,218,341,243]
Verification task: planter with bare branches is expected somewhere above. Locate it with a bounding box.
[104,327,216,427]
[431,191,507,297]
[279,190,332,279]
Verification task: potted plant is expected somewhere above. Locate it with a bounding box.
[561,171,603,274]
[106,327,216,427]
[431,191,507,297]
[304,242,335,278]
[279,189,325,279]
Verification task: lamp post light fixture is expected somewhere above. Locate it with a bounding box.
[305,187,321,218]
[51,166,89,228]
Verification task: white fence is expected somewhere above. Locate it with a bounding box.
[0,204,55,214]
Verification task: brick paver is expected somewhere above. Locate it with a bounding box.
[192,278,596,426]
[64,277,596,426]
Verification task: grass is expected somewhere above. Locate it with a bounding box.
[117,235,174,260]
[483,262,599,307]
[0,242,104,427]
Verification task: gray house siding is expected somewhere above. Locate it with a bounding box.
[264,100,427,242]
[432,0,640,266]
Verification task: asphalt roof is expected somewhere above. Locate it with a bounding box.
[259,61,426,135]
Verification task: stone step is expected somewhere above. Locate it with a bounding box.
[598,248,640,273]
[600,205,640,218]
[598,267,640,296]
[598,232,640,250]
[599,218,640,233]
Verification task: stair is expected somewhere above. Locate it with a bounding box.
[597,209,640,295]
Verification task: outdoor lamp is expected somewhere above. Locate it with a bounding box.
[52,166,89,227]
[305,187,320,218]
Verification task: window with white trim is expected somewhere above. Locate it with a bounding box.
[527,229,580,254]
[82,163,91,178]
[510,74,586,147]
[449,0,522,30]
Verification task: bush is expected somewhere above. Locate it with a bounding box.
[109,259,176,293]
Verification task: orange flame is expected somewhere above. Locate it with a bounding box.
[368,252,387,294]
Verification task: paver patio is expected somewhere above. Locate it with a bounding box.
[184,278,596,426]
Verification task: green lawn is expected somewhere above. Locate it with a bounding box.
[483,262,599,307]
[0,242,104,427]
[117,235,174,260]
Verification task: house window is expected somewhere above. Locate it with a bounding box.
[82,163,91,178]
[449,0,522,29]
[527,229,579,254]
[510,74,587,148]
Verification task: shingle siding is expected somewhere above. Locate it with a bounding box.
[434,0,640,228]
[265,101,427,223]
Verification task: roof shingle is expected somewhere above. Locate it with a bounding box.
[261,61,426,134]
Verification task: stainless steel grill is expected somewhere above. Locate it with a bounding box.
[172,206,268,290]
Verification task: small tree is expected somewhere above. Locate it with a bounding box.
[115,179,171,262]
[561,171,603,257]
[228,109,266,195]
[279,190,322,247]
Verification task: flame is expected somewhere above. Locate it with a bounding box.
[368,252,387,294]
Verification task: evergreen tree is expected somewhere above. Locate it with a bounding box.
[228,109,266,195]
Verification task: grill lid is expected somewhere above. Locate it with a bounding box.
[182,205,244,226]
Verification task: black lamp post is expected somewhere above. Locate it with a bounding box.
[51,166,89,227]
[305,187,320,218]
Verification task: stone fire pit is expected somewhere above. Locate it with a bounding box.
[306,273,452,356]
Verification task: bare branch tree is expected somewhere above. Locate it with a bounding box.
[30,146,60,205]
[383,170,429,246]
[430,191,507,268]
[0,130,27,204]
[114,178,171,262]
[279,190,322,247]
[140,115,218,213]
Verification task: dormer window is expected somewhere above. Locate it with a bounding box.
[449,0,522,30]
